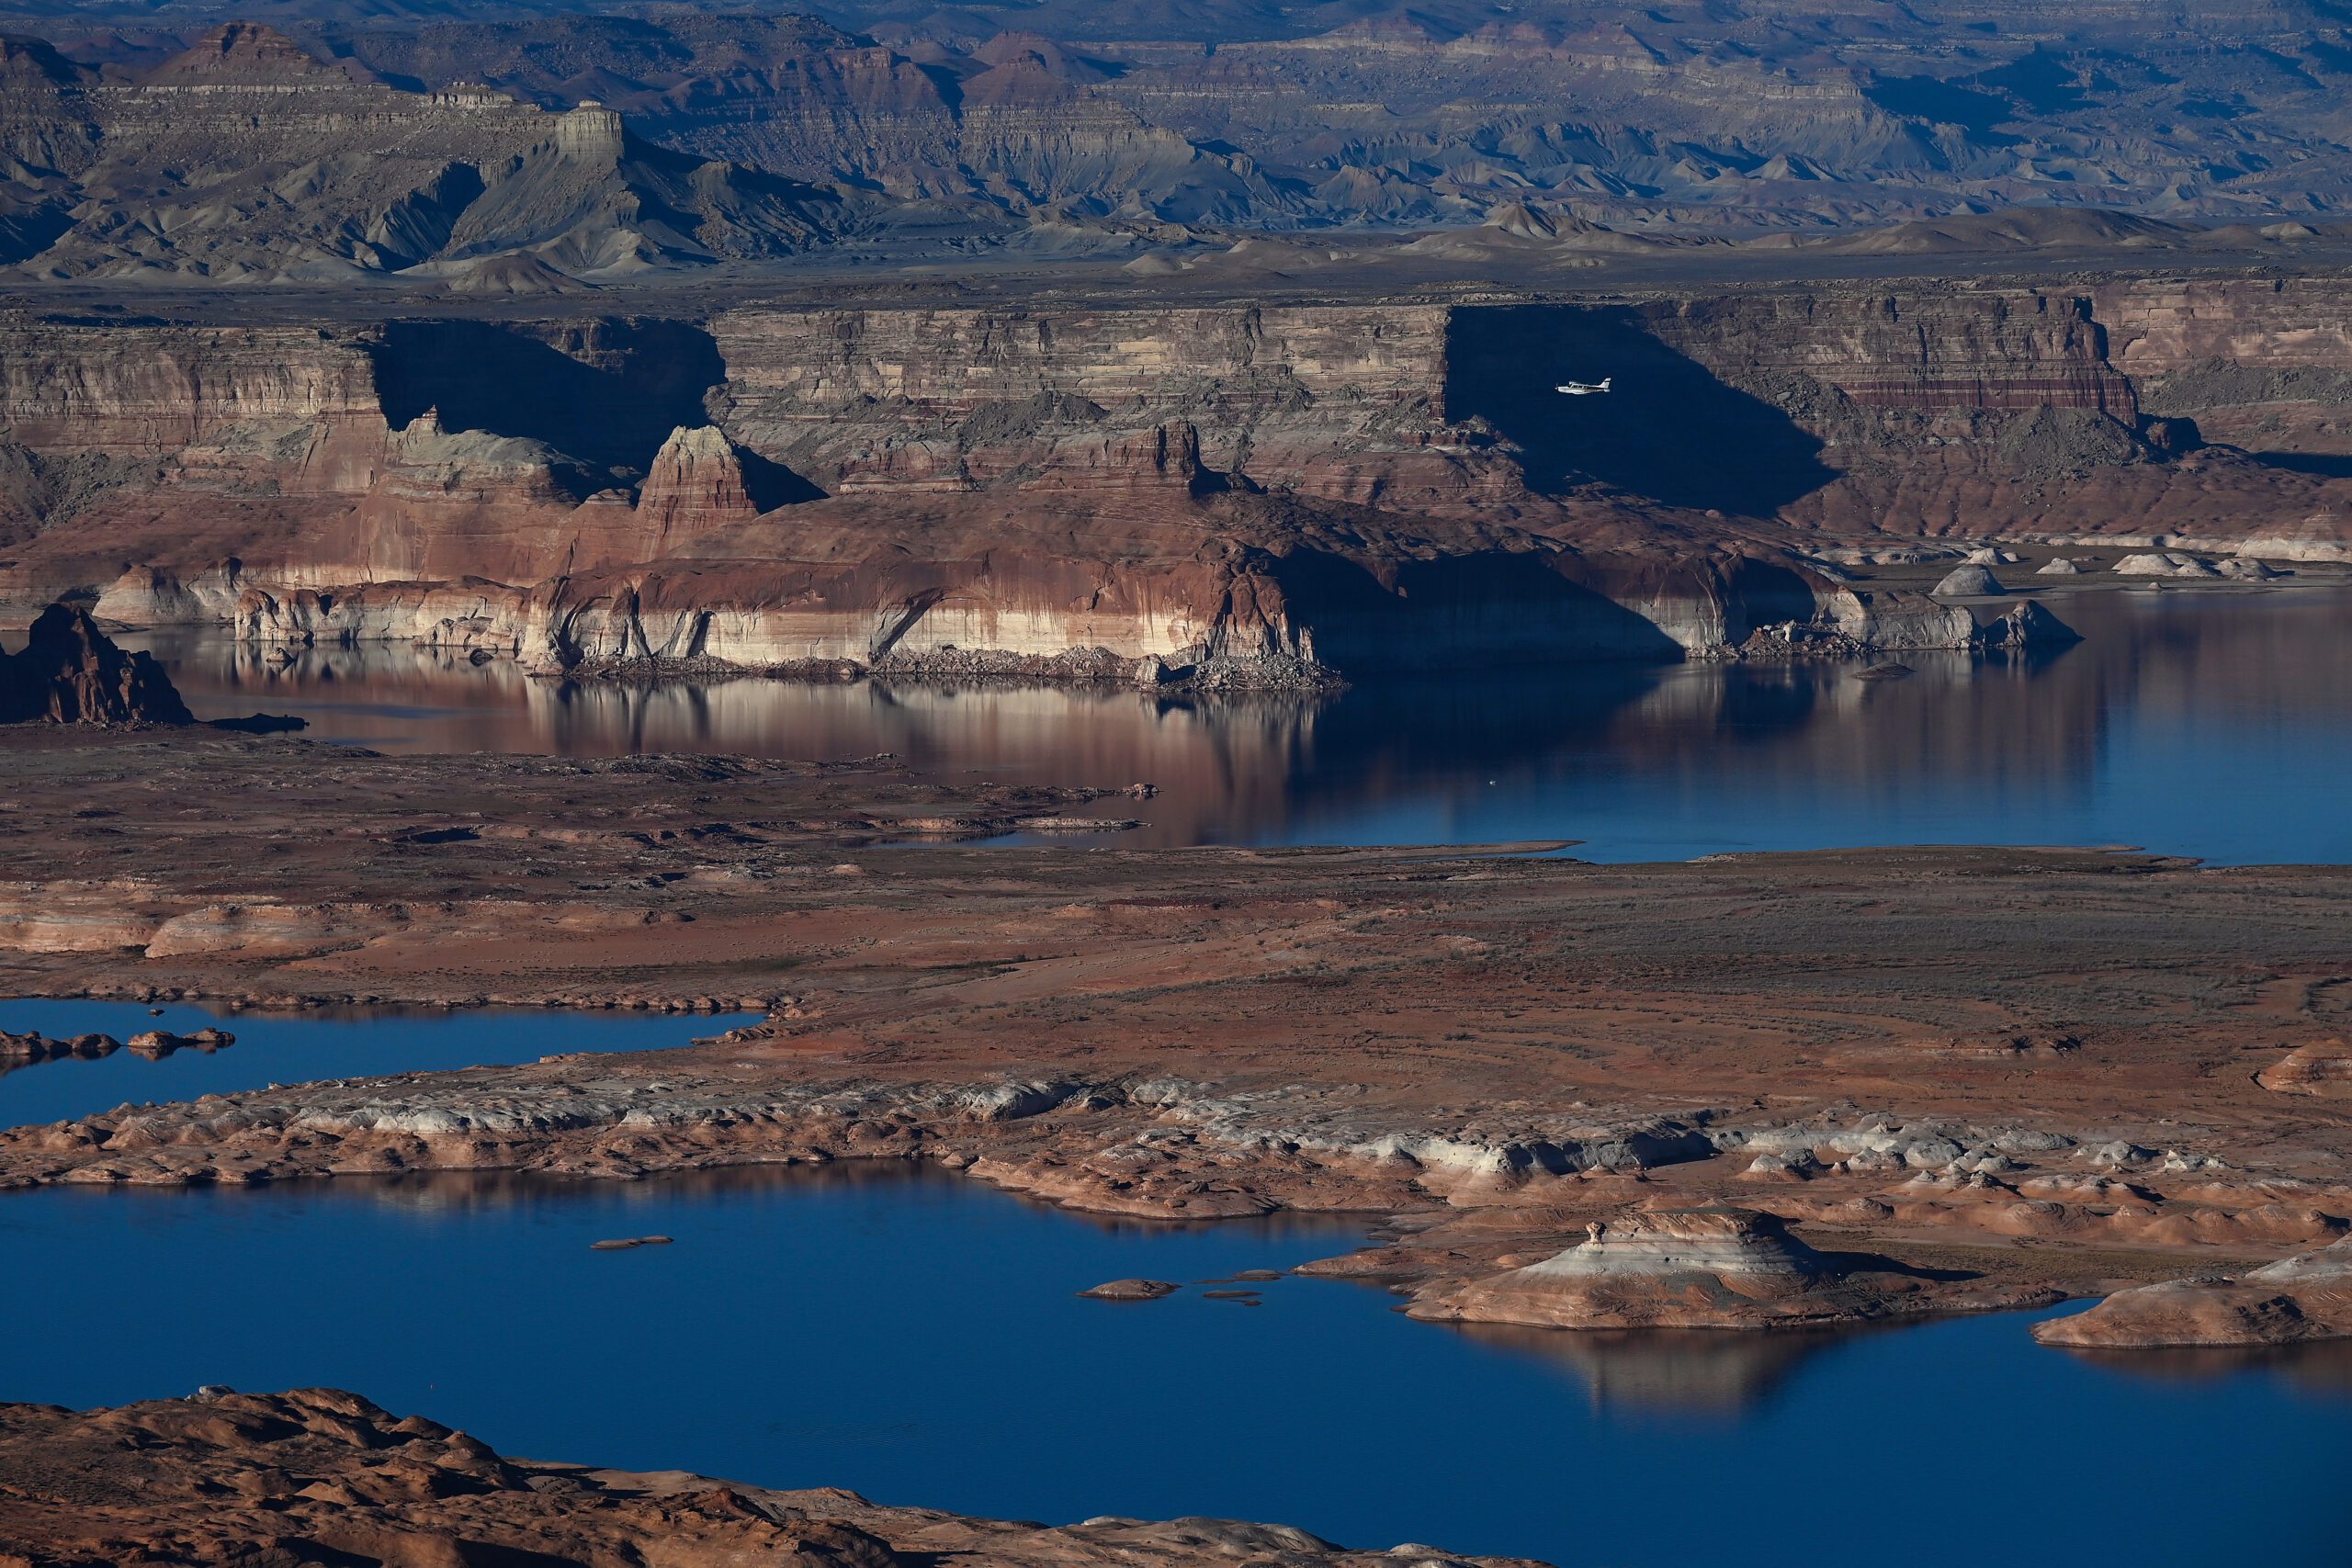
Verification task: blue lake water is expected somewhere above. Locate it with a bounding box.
[3,1165,2346,1568]
[130,585,2352,863]
[0,999,754,1128]
[32,590,2352,1562]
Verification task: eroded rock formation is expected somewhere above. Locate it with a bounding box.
[116,3,2352,232]
[0,604,190,724]
[2035,1237,2352,1348]
[2257,1040,2352,1099]
[0,25,871,284]
[1408,1205,2049,1329]
[6,275,2335,680]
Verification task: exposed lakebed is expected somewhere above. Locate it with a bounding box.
[2,1162,2346,1567]
[130,585,2352,863]
[0,999,755,1128]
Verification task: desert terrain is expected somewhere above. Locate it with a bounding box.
[2,726,2346,1335]
[4,1,2352,1562]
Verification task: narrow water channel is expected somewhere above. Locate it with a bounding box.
[3,1164,2344,1567]
[0,1000,755,1127]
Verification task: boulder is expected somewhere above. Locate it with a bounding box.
[123,1028,236,1059]
[1930,565,2005,596]
[2114,551,2220,578]
[0,1030,123,1062]
[1979,600,2082,649]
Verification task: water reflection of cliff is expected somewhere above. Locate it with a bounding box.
[130,588,2352,860]
[1449,1320,1858,1416]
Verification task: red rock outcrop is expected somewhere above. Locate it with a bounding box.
[2035,1237,2352,1348]
[0,1025,231,1062]
[2257,1040,2352,1098]
[0,603,190,724]
[0,1387,1542,1568]
[631,424,763,550]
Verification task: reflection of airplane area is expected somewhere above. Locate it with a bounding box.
[1555,377,1611,395]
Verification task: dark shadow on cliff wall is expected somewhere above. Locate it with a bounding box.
[736,447,829,507]
[1270,548,1690,670]
[2251,451,2352,479]
[1446,305,1836,515]
[371,319,725,475]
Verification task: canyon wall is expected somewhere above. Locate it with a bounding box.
[3,272,2346,675]
[710,302,1511,508]
[1450,276,2351,551]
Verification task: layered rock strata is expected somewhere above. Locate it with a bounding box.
[1,277,2339,687]
[0,25,866,284]
[119,6,2352,231]
[5,272,2333,597]
[0,1063,1720,1214]
[2257,1040,2352,1098]
[1408,1206,2049,1329]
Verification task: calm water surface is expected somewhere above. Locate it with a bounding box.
[2,1165,2346,1568]
[0,999,753,1127]
[130,585,2352,863]
[47,594,2352,1562]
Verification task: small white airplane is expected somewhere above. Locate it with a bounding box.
[1555,377,1612,395]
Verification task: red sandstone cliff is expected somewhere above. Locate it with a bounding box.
[1,276,2342,674]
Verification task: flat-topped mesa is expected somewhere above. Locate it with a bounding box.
[14,280,2350,682]
[0,604,192,726]
[553,99,627,163]
[1409,1205,2049,1330]
[2035,1236,2352,1349]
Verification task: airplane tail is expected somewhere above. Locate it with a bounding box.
[1599,377,1612,391]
